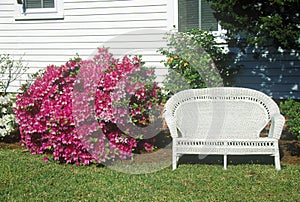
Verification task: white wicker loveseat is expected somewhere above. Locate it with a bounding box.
[163,87,285,170]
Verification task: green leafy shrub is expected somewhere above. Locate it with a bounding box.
[280,99,300,140]
[0,54,29,95]
[160,29,237,96]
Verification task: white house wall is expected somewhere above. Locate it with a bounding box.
[2,0,298,98]
[0,0,174,92]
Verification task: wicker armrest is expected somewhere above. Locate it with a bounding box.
[268,113,285,139]
[163,114,178,138]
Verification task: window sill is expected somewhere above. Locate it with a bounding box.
[15,13,64,21]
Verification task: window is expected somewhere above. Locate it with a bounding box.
[25,0,55,9]
[178,0,218,32]
[15,0,63,20]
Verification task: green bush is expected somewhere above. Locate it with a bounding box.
[159,29,238,96]
[280,99,300,140]
[0,54,28,95]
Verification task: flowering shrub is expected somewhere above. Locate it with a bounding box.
[160,29,237,95]
[0,94,17,138]
[0,53,29,95]
[15,48,164,165]
[0,54,28,140]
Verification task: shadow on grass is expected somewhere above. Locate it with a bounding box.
[178,155,277,167]
[178,145,286,167]
[177,144,287,167]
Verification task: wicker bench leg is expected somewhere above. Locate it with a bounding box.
[172,151,177,170]
[274,153,281,170]
[223,155,227,170]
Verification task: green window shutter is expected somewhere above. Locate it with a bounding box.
[178,0,218,32]
[26,0,54,9]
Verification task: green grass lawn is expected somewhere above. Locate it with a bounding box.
[1,148,299,201]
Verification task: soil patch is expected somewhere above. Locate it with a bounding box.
[280,140,300,165]
[0,142,23,150]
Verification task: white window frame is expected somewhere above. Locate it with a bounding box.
[170,0,226,37]
[14,0,64,20]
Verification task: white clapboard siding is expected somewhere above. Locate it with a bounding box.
[0,0,172,92]
[0,27,167,37]
[3,0,297,98]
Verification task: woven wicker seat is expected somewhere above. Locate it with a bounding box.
[163,87,285,170]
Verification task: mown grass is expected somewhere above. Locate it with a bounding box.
[1,148,299,201]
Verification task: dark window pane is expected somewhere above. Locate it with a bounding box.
[43,0,55,8]
[178,0,218,32]
[26,0,54,9]
[179,0,199,32]
[200,0,218,31]
[26,0,41,8]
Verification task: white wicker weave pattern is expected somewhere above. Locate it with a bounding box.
[163,87,285,170]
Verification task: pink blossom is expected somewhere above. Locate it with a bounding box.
[14,47,163,165]
[43,156,49,162]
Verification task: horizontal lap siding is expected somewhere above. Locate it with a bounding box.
[0,0,169,92]
[233,49,300,99]
[3,0,297,99]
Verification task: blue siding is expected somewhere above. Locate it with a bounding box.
[233,47,300,99]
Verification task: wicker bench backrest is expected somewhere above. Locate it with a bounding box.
[164,87,280,139]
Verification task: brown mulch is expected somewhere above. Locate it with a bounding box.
[279,133,300,165]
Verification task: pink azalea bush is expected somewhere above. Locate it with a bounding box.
[15,48,164,165]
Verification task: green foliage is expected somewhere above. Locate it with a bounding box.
[207,0,300,50]
[1,148,300,201]
[280,99,300,140]
[0,54,29,95]
[160,29,237,95]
